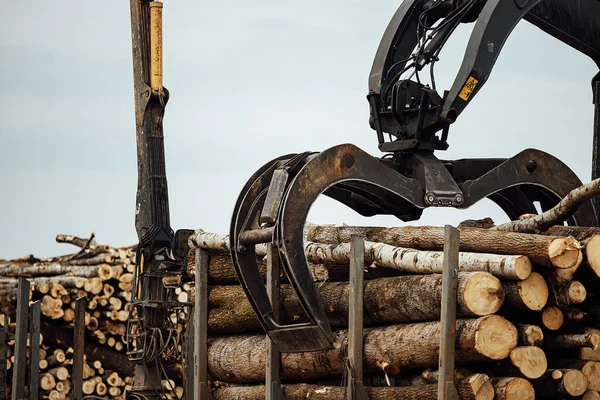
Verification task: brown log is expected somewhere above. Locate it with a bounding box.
[63,308,75,323]
[304,225,582,269]
[40,321,135,377]
[303,240,532,280]
[82,380,96,395]
[49,283,67,298]
[46,390,61,400]
[559,361,600,391]
[583,390,600,400]
[542,305,564,330]
[96,382,107,396]
[207,315,516,382]
[506,346,547,379]
[534,369,588,397]
[562,307,587,322]
[188,249,400,284]
[545,226,600,241]
[40,295,63,320]
[41,373,56,390]
[587,235,600,280]
[39,359,48,370]
[546,334,600,350]
[549,280,587,306]
[490,377,535,400]
[47,366,69,381]
[55,234,93,248]
[502,272,548,311]
[208,272,504,333]
[46,350,66,368]
[211,374,494,400]
[83,277,103,295]
[494,178,600,233]
[513,323,544,346]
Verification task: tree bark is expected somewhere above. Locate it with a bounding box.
[304,225,582,269]
[211,374,494,400]
[545,226,600,241]
[206,316,516,382]
[494,178,600,233]
[502,272,548,311]
[303,241,532,280]
[549,280,587,305]
[513,323,544,346]
[490,377,535,400]
[208,272,504,333]
[559,361,600,391]
[546,334,600,350]
[188,249,400,284]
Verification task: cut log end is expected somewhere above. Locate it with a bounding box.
[504,272,548,311]
[463,373,496,400]
[563,369,589,397]
[587,235,600,278]
[509,346,547,379]
[583,390,600,400]
[463,272,504,316]
[492,377,535,400]
[549,236,583,269]
[474,315,518,360]
[512,256,533,280]
[542,306,564,330]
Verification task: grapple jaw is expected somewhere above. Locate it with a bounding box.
[231,144,597,352]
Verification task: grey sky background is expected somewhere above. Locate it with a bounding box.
[1,1,598,259]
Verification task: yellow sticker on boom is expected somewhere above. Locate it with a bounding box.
[459,76,479,101]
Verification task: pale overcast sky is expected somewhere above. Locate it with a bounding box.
[1,1,598,259]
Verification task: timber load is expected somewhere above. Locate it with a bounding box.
[4,222,600,398]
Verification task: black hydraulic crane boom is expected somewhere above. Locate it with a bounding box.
[127,1,192,398]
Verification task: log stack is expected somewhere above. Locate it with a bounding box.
[4,223,600,398]
[0,235,186,400]
[183,224,600,399]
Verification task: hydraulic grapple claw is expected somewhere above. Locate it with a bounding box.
[231,144,597,353]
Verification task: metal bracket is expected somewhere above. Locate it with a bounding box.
[72,296,87,400]
[266,244,286,400]
[406,152,463,207]
[346,236,369,400]
[29,301,41,400]
[437,226,460,400]
[194,249,215,400]
[11,277,29,400]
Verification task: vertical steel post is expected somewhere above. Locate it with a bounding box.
[346,236,369,400]
[0,311,8,400]
[266,244,285,400]
[11,277,29,400]
[29,301,41,400]
[592,72,600,222]
[194,249,214,400]
[184,308,195,399]
[72,296,87,400]
[438,226,460,400]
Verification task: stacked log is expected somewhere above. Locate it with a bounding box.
[0,234,186,400]
[184,224,600,398]
[5,221,600,398]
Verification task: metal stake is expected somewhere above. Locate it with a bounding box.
[29,301,41,400]
[72,296,87,400]
[266,244,285,400]
[437,226,460,400]
[194,249,214,400]
[346,236,369,400]
[592,72,600,220]
[184,308,195,399]
[0,310,9,400]
[11,277,29,400]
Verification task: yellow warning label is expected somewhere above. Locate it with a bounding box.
[458,76,479,101]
